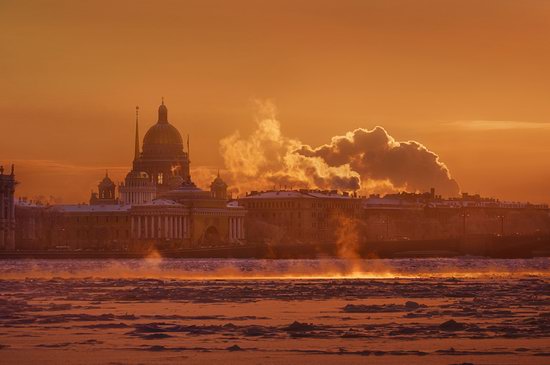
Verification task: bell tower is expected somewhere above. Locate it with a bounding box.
[210,170,228,200]
[90,171,117,205]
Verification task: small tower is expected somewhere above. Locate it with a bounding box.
[210,170,228,200]
[90,171,117,205]
[134,106,140,161]
[0,164,16,250]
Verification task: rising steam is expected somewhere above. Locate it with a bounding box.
[220,101,460,197]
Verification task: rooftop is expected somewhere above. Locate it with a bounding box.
[241,189,359,200]
[52,204,132,213]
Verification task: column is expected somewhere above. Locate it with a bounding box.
[171,216,176,239]
[131,216,135,238]
[144,216,148,238]
[240,218,244,239]
[164,216,169,238]
[236,218,241,240]
[184,217,188,238]
[157,216,161,239]
[137,216,141,239]
[151,216,155,238]
[173,217,177,239]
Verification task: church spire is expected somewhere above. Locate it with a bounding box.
[187,134,190,160]
[134,106,140,161]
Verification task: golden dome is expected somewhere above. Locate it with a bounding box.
[142,100,184,156]
[143,123,183,146]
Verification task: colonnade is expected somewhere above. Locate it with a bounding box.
[121,189,155,205]
[228,216,245,242]
[130,214,189,240]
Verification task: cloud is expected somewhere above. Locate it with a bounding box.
[297,126,460,197]
[219,101,360,196]
[219,101,460,197]
[449,120,550,131]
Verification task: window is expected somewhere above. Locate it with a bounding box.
[157,173,164,184]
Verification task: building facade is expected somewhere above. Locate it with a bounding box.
[238,189,362,245]
[0,165,16,250]
[15,100,246,251]
[362,191,550,241]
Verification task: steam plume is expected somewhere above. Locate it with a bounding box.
[220,101,460,197]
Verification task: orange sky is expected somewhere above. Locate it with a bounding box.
[1,0,549,204]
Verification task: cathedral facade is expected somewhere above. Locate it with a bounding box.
[27,100,246,251]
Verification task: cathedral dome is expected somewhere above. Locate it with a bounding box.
[143,123,183,146]
[142,100,184,156]
[125,170,149,180]
[211,173,228,189]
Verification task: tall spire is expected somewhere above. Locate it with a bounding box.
[134,106,140,161]
[187,134,190,160]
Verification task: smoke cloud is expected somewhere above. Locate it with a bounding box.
[219,101,460,197]
[220,101,361,195]
[297,126,460,196]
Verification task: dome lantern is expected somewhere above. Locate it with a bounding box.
[158,97,168,123]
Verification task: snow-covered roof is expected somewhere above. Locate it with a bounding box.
[241,191,313,199]
[241,190,358,200]
[227,200,245,208]
[52,204,132,213]
[306,192,355,199]
[15,200,46,208]
[142,199,181,206]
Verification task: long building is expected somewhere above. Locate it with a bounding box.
[10,101,550,252]
[238,189,362,245]
[362,191,550,241]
